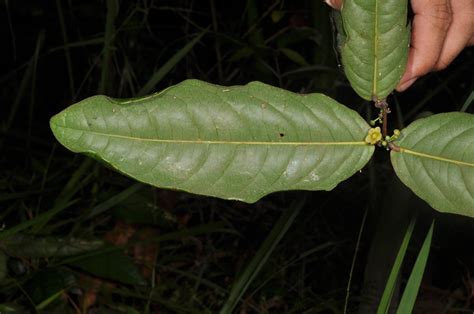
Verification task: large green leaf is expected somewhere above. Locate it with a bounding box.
[50,80,373,202]
[340,0,410,100]
[391,113,474,217]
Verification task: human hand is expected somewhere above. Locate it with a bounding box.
[325,0,474,92]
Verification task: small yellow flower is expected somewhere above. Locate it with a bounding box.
[365,127,382,145]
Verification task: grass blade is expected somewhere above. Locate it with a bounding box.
[137,29,208,96]
[219,197,305,314]
[98,0,119,95]
[396,220,435,314]
[460,91,473,113]
[84,183,144,219]
[0,200,77,241]
[377,213,417,314]
[35,289,64,311]
[55,158,94,205]
[29,158,94,233]
[344,207,368,313]
[55,0,75,97]
[3,50,35,133]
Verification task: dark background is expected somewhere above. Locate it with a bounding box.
[0,1,473,312]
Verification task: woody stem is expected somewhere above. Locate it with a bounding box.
[374,99,389,138]
[382,108,388,138]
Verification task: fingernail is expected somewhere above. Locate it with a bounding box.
[324,0,340,9]
[397,77,417,92]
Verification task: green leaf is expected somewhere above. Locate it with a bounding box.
[69,248,146,285]
[340,0,410,100]
[391,113,474,217]
[279,48,309,66]
[377,214,416,314]
[0,303,27,313]
[397,220,434,314]
[331,10,346,57]
[50,80,373,203]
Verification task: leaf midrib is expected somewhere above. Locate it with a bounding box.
[54,125,368,146]
[372,0,379,97]
[398,147,474,168]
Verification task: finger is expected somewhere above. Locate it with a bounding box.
[396,0,452,91]
[434,0,474,70]
[325,0,342,10]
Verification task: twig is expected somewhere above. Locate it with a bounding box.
[374,99,390,138]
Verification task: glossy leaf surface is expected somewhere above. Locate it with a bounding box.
[340,0,410,100]
[391,113,474,217]
[51,80,373,202]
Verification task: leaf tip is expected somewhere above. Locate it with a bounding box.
[49,112,66,144]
